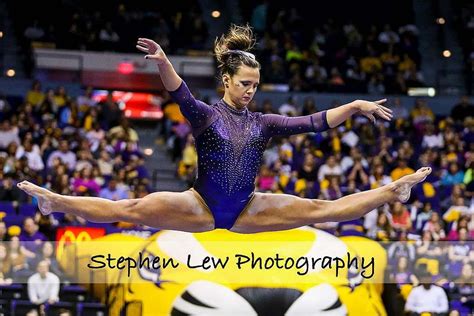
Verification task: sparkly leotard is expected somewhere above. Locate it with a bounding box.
[170,81,329,229]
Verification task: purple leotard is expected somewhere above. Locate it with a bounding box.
[170,81,329,229]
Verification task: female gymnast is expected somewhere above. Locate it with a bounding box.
[18,25,431,234]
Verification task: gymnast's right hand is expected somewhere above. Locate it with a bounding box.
[136,38,167,64]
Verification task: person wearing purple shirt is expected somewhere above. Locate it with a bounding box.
[18,25,432,233]
[19,217,47,255]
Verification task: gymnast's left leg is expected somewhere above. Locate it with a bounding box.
[230,167,431,234]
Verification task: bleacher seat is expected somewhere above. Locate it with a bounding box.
[77,302,108,316]
[19,203,37,217]
[10,300,37,316]
[60,285,88,302]
[3,214,25,227]
[0,284,25,300]
[0,201,15,215]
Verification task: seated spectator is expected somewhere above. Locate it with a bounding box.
[27,260,60,306]
[441,163,465,187]
[390,256,418,288]
[0,221,8,242]
[26,80,45,107]
[72,167,101,196]
[387,231,416,264]
[414,202,433,233]
[448,263,474,314]
[97,150,114,179]
[32,241,63,278]
[390,159,415,181]
[108,118,139,143]
[317,155,343,183]
[0,174,24,203]
[422,124,444,149]
[369,164,392,189]
[423,212,446,241]
[447,215,474,240]
[99,178,129,201]
[0,242,13,285]
[20,217,48,259]
[321,177,342,200]
[0,120,20,150]
[443,197,470,224]
[447,228,473,279]
[46,140,77,171]
[390,201,412,232]
[367,212,395,241]
[405,268,449,315]
[450,96,474,123]
[15,139,45,172]
[256,165,276,192]
[8,235,32,282]
[278,96,298,117]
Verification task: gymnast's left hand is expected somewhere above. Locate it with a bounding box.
[355,99,393,124]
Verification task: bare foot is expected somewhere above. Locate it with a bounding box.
[17,181,58,215]
[393,167,432,203]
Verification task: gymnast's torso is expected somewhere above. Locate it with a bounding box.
[170,81,328,229]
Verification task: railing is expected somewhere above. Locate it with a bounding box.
[178,60,214,77]
[33,51,84,83]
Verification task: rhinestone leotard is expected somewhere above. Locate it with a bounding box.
[170,81,329,229]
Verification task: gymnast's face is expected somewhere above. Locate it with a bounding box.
[223,65,260,108]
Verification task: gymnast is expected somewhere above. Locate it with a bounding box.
[18,25,431,234]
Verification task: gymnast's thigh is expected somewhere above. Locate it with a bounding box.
[229,192,332,234]
[129,190,215,232]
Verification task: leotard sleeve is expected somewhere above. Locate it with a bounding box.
[261,111,329,138]
[168,80,214,132]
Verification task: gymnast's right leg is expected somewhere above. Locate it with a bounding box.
[17,181,215,233]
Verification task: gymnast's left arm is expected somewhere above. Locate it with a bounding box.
[326,99,393,128]
[261,99,393,137]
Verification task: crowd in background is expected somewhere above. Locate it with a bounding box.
[249,3,424,94]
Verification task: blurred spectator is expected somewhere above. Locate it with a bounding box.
[278,96,298,116]
[0,120,20,150]
[27,260,60,305]
[99,178,129,200]
[450,96,474,123]
[46,140,77,171]
[0,242,13,285]
[405,268,449,315]
[390,201,412,232]
[0,175,24,203]
[0,221,8,242]
[32,241,63,278]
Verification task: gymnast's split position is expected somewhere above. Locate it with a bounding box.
[18,25,431,234]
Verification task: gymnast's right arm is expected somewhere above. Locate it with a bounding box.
[136,38,213,128]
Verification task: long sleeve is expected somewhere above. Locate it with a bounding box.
[28,276,40,303]
[168,81,214,133]
[434,287,449,313]
[261,111,329,138]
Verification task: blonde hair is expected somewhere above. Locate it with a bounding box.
[214,24,260,78]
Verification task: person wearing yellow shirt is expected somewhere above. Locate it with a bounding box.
[164,101,186,124]
[391,159,415,181]
[26,80,45,107]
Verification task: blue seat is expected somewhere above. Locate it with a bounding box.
[0,201,15,214]
[19,203,38,217]
[61,285,88,302]
[77,302,108,316]
[3,214,25,227]
[10,299,37,316]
